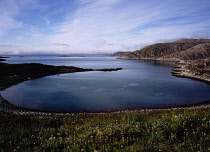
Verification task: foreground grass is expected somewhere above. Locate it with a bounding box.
[0,108,210,152]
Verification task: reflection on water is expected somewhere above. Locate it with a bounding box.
[1,55,210,112]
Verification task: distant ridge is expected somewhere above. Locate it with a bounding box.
[107,51,130,56]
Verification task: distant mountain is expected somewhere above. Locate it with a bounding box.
[107,51,130,56]
[118,39,210,60]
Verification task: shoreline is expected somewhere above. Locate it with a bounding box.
[1,57,210,115]
[118,57,210,83]
[171,60,210,84]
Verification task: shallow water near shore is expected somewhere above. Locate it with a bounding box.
[1,55,210,112]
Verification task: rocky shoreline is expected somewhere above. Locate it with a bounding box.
[171,60,210,83]
[118,57,210,83]
[118,56,210,83]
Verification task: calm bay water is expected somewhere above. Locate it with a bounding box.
[1,55,210,112]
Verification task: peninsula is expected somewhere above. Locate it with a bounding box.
[118,39,210,82]
[0,61,122,91]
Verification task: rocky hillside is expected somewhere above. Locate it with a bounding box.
[165,43,210,60]
[118,39,210,60]
[173,57,210,82]
[185,57,210,76]
[118,39,210,82]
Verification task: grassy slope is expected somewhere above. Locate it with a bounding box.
[1,107,210,152]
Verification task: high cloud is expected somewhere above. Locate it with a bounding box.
[0,0,210,54]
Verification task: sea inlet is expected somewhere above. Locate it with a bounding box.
[1,55,210,112]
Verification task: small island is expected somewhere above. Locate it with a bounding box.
[0,56,9,61]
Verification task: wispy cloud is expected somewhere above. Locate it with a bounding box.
[43,17,50,25]
[0,0,40,36]
[48,0,210,52]
[52,43,70,46]
[0,0,21,36]
[0,44,19,47]
[190,33,209,39]
[0,0,210,54]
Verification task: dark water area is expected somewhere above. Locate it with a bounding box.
[1,55,210,112]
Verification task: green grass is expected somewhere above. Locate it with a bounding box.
[0,108,210,152]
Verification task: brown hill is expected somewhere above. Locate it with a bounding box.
[118,39,210,60]
[118,39,210,82]
[118,42,198,59]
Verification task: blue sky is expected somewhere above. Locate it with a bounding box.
[0,0,210,54]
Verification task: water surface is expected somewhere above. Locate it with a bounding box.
[1,55,210,112]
